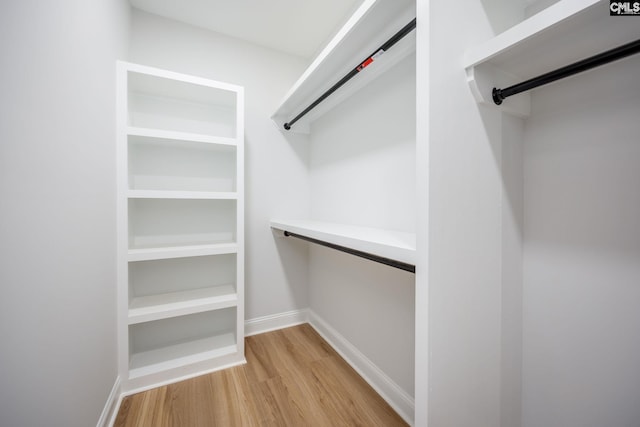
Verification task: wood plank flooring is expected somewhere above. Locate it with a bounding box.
[115,324,408,426]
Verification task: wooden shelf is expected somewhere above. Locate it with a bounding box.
[127,190,238,200]
[270,219,415,266]
[129,333,237,379]
[463,0,640,116]
[128,284,237,324]
[127,126,238,147]
[128,243,238,262]
[271,0,415,133]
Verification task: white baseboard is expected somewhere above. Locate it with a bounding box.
[97,376,122,427]
[123,357,246,396]
[307,310,415,426]
[244,308,309,336]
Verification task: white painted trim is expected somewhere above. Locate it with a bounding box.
[123,358,246,397]
[244,308,309,336]
[122,61,243,92]
[97,376,121,427]
[307,310,415,426]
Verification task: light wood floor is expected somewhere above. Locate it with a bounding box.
[115,324,408,426]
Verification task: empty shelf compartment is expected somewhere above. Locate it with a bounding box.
[128,308,237,379]
[128,198,236,250]
[128,133,237,193]
[127,69,238,138]
[129,254,238,323]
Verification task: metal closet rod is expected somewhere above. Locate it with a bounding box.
[283,231,416,273]
[284,17,417,130]
[493,38,640,105]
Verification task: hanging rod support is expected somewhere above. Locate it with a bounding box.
[493,38,640,105]
[283,230,415,273]
[284,18,417,130]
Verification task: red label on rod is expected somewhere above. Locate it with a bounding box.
[357,57,374,71]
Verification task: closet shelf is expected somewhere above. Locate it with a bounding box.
[127,190,238,200]
[129,333,237,379]
[463,0,640,116]
[271,0,415,133]
[128,243,238,262]
[271,219,416,267]
[127,126,238,147]
[128,285,237,325]
[126,62,240,108]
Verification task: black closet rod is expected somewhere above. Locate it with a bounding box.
[283,231,416,273]
[284,18,417,130]
[493,38,640,105]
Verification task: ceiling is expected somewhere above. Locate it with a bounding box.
[129,0,364,59]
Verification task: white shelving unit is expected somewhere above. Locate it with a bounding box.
[271,219,416,267]
[271,0,415,133]
[117,61,245,391]
[463,0,640,117]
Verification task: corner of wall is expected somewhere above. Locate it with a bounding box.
[307,310,415,425]
[245,308,309,336]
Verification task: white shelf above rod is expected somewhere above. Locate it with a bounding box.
[492,38,640,105]
[271,220,416,273]
[282,18,416,131]
[283,229,415,273]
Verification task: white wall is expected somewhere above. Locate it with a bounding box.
[501,113,525,427]
[309,54,417,232]
[307,55,416,396]
[128,10,311,320]
[521,54,640,427]
[0,1,130,426]
[525,0,562,17]
[426,0,524,425]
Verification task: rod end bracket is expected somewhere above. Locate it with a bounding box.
[492,87,504,105]
[283,123,291,131]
